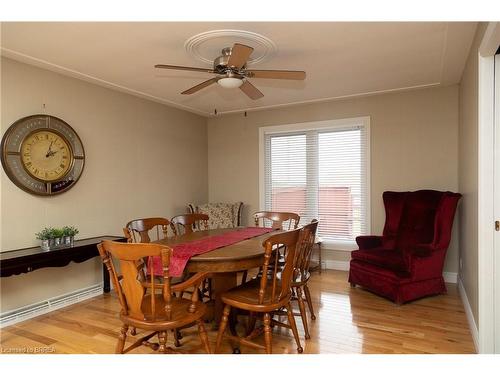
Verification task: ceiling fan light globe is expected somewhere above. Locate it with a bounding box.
[217,77,243,89]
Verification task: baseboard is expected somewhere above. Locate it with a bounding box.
[443,272,458,283]
[0,284,103,328]
[323,260,458,284]
[458,277,479,352]
[323,260,350,271]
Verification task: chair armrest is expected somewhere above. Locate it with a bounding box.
[407,244,434,257]
[355,235,383,250]
[405,245,446,281]
[171,272,210,293]
[141,272,210,292]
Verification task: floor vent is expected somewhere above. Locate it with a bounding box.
[0,284,103,328]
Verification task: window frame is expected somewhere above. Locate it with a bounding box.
[258,116,371,251]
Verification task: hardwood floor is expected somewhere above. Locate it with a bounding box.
[0,270,475,354]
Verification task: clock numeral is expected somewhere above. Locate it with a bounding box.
[26,162,32,167]
[59,163,65,169]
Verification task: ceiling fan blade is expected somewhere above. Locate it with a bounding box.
[239,80,264,100]
[245,70,306,80]
[181,78,219,95]
[155,64,214,74]
[227,43,254,69]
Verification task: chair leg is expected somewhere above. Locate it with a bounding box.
[215,304,231,353]
[296,287,310,339]
[208,278,213,300]
[115,324,128,354]
[263,313,272,354]
[318,242,322,274]
[158,331,168,353]
[241,270,248,284]
[197,319,211,354]
[286,302,303,353]
[303,284,316,320]
[246,311,257,336]
[173,329,181,347]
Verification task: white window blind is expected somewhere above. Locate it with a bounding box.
[263,120,369,243]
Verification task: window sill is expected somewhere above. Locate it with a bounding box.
[319,239,358,252]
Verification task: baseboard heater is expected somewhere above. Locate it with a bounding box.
[0,284,103,328]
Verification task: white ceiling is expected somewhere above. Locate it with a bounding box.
[0,22,477,117]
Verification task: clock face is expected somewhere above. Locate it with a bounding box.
[1,115,85,196]
[20,130,73,182]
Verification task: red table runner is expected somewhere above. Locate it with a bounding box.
[150,227,275,277]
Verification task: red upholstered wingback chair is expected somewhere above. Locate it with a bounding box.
[348,190,461,304]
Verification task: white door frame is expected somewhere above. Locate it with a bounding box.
[478,22,500,354]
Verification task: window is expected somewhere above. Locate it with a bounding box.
[260,117,370,248]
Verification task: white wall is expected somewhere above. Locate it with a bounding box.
[458,22,488,326]
[0,58,208,311]
[207,85,460,272]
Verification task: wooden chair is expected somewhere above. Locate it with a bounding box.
[170,213,209,235]
[123,217,182,344]
[171,213,212,302]
[123,217,174,243]
[253,211,300,230]
[277,220,319,340]
[97,240,211,354]
[241,211,301,284]
[215,229,303,354]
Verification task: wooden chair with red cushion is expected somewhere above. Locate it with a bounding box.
[97,240,211,354]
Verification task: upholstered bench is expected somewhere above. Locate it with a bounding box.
[187,202,243,229]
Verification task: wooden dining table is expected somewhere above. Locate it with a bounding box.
[155,227,279,327]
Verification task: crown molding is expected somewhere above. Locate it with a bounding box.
[2,47,444,119]
[212,82,442,117]
[1,47,212,117]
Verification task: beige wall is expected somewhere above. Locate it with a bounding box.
[207,85,460,272]
[458,23,488,326]
[0,58,208,312]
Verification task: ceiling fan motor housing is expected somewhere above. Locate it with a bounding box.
[213,47,246,74]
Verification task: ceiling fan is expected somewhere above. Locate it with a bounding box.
[154,43,306,100]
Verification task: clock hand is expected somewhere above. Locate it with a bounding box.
[45,141,54,158]
[47,150,59,157]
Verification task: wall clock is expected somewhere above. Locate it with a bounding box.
[1,114,85,196]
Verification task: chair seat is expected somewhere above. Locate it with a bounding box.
[351,248,408,273]
[221,278,290,312]
[121,296,206,331]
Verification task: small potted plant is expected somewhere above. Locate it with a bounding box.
[52,228,64,247]
[36,227,55,250]
[62,226,79,246]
